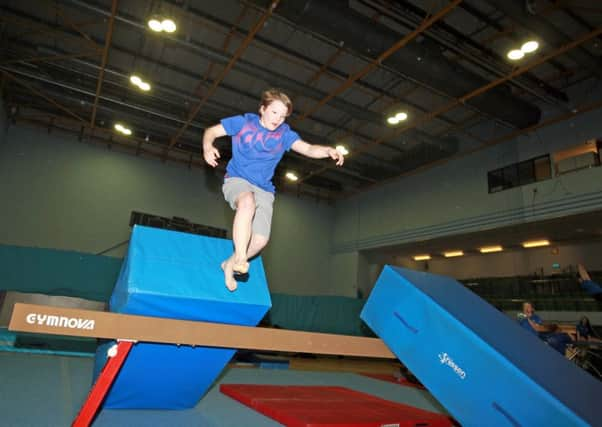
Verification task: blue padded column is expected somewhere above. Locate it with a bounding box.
[95,225,271,409]
[361,266,601,427]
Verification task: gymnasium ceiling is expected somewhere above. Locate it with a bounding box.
[1,0,601,204]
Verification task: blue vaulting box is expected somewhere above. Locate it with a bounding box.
[361,266,601,427]
[94,225,271,409]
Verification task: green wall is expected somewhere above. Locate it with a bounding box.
[0,123,337,295]
[3,88,602,298]
[331,98,602,292]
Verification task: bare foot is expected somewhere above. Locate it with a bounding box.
[221,259,238,292]
[232,259,249,275]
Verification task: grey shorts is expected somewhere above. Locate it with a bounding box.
[222,177,275,239]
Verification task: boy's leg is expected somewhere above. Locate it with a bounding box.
[247,234,269,259]
[222,178,256,290]
[231,191,255,274]
[246,187,274,259]
[220,178,274,290]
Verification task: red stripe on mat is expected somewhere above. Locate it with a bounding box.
[220,384,452,427]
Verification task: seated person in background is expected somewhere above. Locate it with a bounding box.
[577,264,602,302]
[518,302,573,355]
[576,316,599,342]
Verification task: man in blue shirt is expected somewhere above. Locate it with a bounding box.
[203,89,344,291]
[519,302,573,355]
[578,264,602,302]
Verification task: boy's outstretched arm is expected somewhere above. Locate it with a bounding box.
[291,140,344,166]
[203,124,227,167]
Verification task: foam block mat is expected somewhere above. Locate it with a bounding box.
[361,265,602,427]
[94,225,271,409]
[220,384,453,427]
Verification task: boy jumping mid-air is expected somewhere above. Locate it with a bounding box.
[202,89,344,291]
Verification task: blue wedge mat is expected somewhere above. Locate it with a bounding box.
[94,225,271,409]
[361,265,601,427]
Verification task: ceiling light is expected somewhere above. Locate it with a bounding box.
[395,112,408,121]
[138,81,151,91]
[335,145,349,156]
[130,75,152,92]
[522,239,550,248]
[413,255,431,261]
[148,18,163,32]
[114,123,132,135]
[161,19,177,33]
[443,250,464,258]
[507,49,524,60]
[387,116,399,125]
[285,172,298,181]
[479,245,503,254]
[521,40,539,53]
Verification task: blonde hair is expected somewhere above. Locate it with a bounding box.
[260,88,293,116]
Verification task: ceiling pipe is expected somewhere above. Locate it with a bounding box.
[5,62,377,184]
[6,2,458,179]
[168,0,490,132]
[13,39,406,176]
[1,66,207,131]
[168,0,280,152]
[360,0,568,107]
[57,1,456,152]
[256,0,542,129]
[58,0,383,124]
[89,0,117,128]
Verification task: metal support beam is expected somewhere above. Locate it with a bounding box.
[296,0,462,123]
[2,70,86,123]
[89,0,117,128]
[309,27,602,189]
[168,1,280,153]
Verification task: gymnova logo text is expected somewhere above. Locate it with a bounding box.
[438,352,466,379]
[26,313,95,330]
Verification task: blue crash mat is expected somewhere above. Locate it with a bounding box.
[94,225,271,409]
[361,266,601,427]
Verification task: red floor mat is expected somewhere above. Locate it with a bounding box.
[220,384,453,427]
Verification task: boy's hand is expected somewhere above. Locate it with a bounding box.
[203,145,220,167]
[329,147,345,166]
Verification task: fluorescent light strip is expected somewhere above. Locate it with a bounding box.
[522,239,550,248]
[479,245,503,254]
[413,255,431,261]
[443,250,464,258]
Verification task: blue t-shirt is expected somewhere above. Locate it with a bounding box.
[519,313,542,336]
[221,113,300,193]
[581,279,602,297]
[576,323,592,339]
